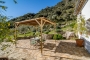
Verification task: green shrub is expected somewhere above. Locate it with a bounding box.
[33,29,36,32]
[57,34,63,40]
[35,32,40,36]
[53,34,63,40]
[56,29,63,33]
[53,34,58,40]
[44,31,50,34]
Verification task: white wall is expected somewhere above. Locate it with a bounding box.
[82,0,90,20]
[80,0,90,53]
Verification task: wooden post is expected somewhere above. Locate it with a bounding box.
[35,19,44,54]
[54,25,56,43]
[40,19,43,54]
[15,24,17,46]
[15,24,16,46]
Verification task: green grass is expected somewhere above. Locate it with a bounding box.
[10,35,14,39]
[61,26,73,31]
[61,20,76,31]
[18,32,34,37]
[48,30,57,34]
[18,34,25,37]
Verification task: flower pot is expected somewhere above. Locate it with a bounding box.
[75,39,84,47]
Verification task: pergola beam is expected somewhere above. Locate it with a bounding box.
[15,17,56,26]
[42,21,46,27]
[35,19,41,26]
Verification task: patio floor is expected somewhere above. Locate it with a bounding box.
[16,39,90,60]
[0,39,90,60]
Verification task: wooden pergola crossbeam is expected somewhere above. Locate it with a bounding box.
[42,18,55,25]
[35,19,41,26]
[15,17,56,26]
[42,21,46,27]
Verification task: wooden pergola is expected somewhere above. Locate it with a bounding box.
[15,17,56,54]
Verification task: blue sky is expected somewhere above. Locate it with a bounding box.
[2,0,61,18]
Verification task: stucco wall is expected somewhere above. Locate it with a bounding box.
[82,36,90,53]
[81,0,90,53]
[82,0,90,20]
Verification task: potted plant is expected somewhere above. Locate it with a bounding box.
[75,32,84,47]
[73,15,87,47]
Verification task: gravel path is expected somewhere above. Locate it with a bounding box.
[0,39,90,60]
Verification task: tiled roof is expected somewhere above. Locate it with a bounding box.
[74,0,88,15]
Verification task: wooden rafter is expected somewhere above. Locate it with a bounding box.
[15,17,56,26]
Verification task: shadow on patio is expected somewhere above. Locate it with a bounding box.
[43,43,56,50]
[43,55,83,60]
[55,41,90,57]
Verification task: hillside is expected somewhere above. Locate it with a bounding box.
[9,0,76,28]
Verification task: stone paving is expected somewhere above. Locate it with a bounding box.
[0,39,90,60]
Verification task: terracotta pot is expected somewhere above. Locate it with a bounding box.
[75,39,84,47]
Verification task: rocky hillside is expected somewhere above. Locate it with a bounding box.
[9,0,76,28]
